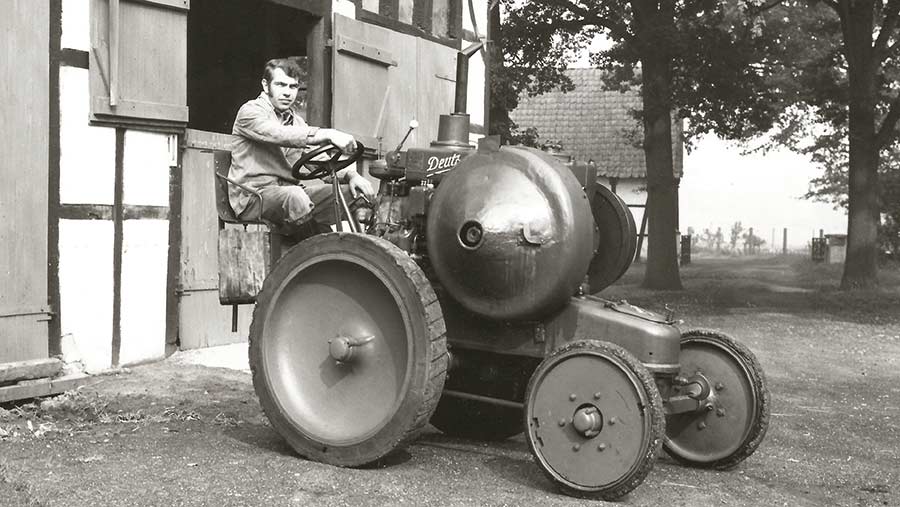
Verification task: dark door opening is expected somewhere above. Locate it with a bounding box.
[187,0,318,134]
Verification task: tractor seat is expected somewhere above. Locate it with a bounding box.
[213,150,264,225]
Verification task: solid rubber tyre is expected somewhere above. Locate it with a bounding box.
[249,232,448,466]
[664,329,770,470]
[524,340,664,501]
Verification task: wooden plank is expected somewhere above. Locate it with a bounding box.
[0,359,63,385]
[218,229,270,305]
[178,292,252,349]
[179,148,220,290]
[416,37,457,149]
[183,129,234,150]
[130,0,190,12]
[336,34,398,67]
[92,97,189,123]
[0,374,93,404]
[1,0,50,363]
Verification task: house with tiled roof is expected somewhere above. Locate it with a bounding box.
[510,68,684,239]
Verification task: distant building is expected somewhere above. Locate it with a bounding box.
[511,68,684,240]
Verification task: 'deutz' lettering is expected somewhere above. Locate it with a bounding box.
[426,153,462,172]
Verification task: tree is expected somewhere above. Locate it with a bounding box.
[760,1,900,287]
[495,1,787,289]
[730,221,745,252]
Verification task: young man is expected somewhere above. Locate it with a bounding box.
[228,58,374,239]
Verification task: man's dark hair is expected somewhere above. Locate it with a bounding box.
[262,58,305,82]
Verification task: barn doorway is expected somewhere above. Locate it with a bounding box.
[186,0,320,134]
[178,0,323,350]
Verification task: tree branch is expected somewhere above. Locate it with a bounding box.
[876,91,900,149]
[875,0,900,58]
[545,0,632,41]
[821,0,840,13]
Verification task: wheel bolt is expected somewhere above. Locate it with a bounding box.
[597,443,607,451]
[569,393,577,401]
[698,421,707,430]
[572,444,581,451]
[558,418,566,427]
[717,408,726,417]
[705,403,714,412]
[594,392,602,400]
[608,417,617,426]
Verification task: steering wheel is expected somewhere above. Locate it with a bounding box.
[291,142,366,180]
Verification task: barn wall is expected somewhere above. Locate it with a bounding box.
[57,1,174,370]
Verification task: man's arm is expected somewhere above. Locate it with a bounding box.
[234,102,358,154]
[233,103,318,148]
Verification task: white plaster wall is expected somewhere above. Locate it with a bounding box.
[599,177,648,258]
[399,0,414,24]
[59,220,113,373]
[333,0,357,19]
[61,0,89,51]
[360,0,378,14]
[60,66,115,205]
[119,219,169,366]
[123,130,171,206]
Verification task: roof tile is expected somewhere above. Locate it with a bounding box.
[510,69,683,178]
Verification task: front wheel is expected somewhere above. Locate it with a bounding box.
[664,329,770,469]
[249,233,448,466]
[524,340,664,501]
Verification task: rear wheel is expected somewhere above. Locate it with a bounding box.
[664,329,770,469]
[249,233,448,466]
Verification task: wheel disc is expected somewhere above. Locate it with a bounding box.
[264,257,409,443]
[249,233,448,466]
[587,186,637,293]
[525,340,663,500]
[664,330,769,468]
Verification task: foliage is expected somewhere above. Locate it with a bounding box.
[492,0,792,143]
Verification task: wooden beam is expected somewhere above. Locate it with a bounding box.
[0,374,93,404]
[0,358,63,385]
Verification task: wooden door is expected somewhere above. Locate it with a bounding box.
[177,130,254,349]
[332,14,457,152]
[0,1,51,363]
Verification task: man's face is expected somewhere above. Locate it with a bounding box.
[262,67,301,113]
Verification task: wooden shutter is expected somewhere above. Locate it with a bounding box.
[90,0,189,129]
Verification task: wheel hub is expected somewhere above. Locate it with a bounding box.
[328,334,375,363]
[572,405,603,438]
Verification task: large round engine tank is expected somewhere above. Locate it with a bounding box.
[426,145,597,321]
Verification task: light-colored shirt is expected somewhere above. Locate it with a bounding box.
[228,92,354,215]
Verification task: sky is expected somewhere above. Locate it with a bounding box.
[680,136,847,250]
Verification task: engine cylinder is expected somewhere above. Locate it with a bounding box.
[426,145,596,321]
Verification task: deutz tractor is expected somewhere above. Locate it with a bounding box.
[215,48,769,501]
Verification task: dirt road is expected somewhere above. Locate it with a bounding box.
[1,257,898,506]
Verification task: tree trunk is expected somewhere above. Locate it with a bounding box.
[633,0,683,289]
[839,3,880,289]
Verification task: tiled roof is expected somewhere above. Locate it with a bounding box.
[510,69,683,179]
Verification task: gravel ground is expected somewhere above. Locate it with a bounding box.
[1,256,898,507]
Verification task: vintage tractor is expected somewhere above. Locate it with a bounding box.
[217,50,769,501]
